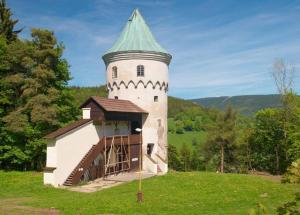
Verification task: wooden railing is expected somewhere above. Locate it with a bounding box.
[104,134,140,145]
[63,134,140,186]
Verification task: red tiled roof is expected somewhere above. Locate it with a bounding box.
[81,96,148,113]
[44,119,92,139]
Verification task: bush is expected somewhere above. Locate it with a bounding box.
[282,159,300,184]
[168,118,176,133]
[183,119,194,131]
[175,120,184,134]
[277,192,300,214]
[248,203,269,215]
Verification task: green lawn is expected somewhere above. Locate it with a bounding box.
[168,131,207,149]
[0,171,299,215]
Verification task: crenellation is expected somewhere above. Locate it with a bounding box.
[107,80,168,92]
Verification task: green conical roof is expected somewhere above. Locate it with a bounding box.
[104,9,169,55]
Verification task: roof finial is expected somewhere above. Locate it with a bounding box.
[129,8,139,21]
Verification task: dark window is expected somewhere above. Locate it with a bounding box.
[114,96,118,99]
[147,143,154,155]
[131,121,141,134]
[137,65,144,77]
[154,96,158,102]
[112,66,118,78]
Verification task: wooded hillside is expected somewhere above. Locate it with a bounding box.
[191,94,283,115]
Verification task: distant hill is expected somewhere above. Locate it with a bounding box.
[168,96,201,117]
[191,95,283,115]
[70,86,201,118]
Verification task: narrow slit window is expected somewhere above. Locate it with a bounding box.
[154,96,158,102]
[112,66,118,78]
[137,65,144,77]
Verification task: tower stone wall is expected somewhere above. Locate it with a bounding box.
[106,58,169,171]
[102,9,171,173]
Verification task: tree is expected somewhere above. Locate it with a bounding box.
[194,116,203,131]
[0,28,78,170]
[272,59,297,163]
[180,143,191,171]
[168,144,181,171]
[235,116,255,172]
[175,120,184,134]
[204,106,237,173]
[183,119,193,131]
[284,93,300,162]
[190,147,205,171]
[168,118,176,133]
[0,0,22,42]
[251,108,285,174]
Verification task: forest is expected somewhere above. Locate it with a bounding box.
[0,0,299,185]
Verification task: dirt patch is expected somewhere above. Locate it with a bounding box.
[0,198,59,215]
[67,171,156,193]
[249,170,282,182]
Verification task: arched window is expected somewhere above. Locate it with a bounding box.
[137,65,144,77]
[112,66,118,78]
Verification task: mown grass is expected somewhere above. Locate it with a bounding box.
[0,171,299,215]
[168,131,207,149]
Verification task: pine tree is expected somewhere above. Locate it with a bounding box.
[0,28,78,170]
[0,0,22,42]
[204,106,237,173]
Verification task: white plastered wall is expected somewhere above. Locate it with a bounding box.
[106,59,168,173]
[44,139,56,185]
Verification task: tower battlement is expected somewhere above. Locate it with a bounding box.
[107,80,168,92]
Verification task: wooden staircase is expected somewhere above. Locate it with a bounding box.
[63,141,104,186]
[64,145,95,186]
[63,134,141,186]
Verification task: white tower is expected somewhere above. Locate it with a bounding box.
[102,9,172,174]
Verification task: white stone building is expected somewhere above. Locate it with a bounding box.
[44,9,171,187]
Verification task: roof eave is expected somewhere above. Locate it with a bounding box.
[80,96,149,114]
[102,50,172,66]
[44,119,93,140]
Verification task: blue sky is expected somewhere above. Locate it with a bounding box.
[8,0,300,99]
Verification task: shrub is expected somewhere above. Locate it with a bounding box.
[175,120,184,134]
[282,159,300,184]
[248,203,269,215]
[277,192,300,215]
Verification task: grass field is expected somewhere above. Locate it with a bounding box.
[0,171,299,215]
[168,131,207,149]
